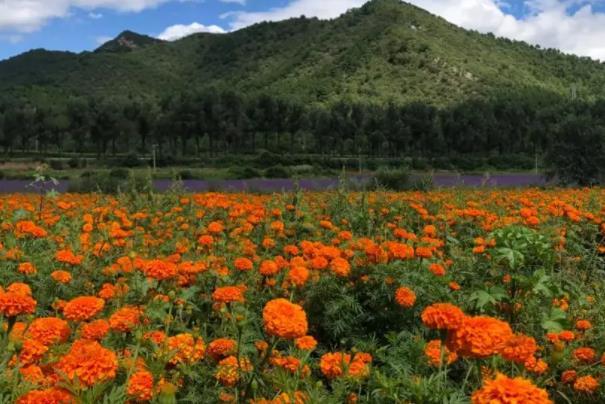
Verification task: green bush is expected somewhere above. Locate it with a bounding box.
[374,168,410,191]
[264,165,291,178]
[48,160,64,170]
[228,166,262,179]
[109,168,129,178]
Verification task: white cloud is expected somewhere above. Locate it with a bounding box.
[157,22,226,41]
[95,35,113,45]
[220,0,246,5]
[88,12,104,19]
[223,0,605,60]
[0,0,170,33]
[225,0,366,30]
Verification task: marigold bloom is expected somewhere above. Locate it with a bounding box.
[330,257,351,277]
[109,306,141,332]
[80,319,110,340]
[212,286,246,304]
[0,289,37,317]
[471,373,552,404]
[424,339,458,366]
[500,334,537,364]
[287,266,309,287]
[56,340,118,387]
[55,250,83,266]
[574,375,599,393]
[51,270,72,284]
[26,317,70,345]
[428,263,446,276]
[576,319,592,331]
[394,287,416,308]
[295,335,318,351]
[127,369,154,401]
[63,296,105,322]
[561,370,577,384]
[166,333,205,365]
[573,347,596,363]
[421,303,465,330]
[447,316,513,359]
[19,338,49,365]
[17,388,72,404]
[319,352,372,379]
[263,298,308,340]
[142,259,177,280]
[234,257,253,271]
[18,262,37,275]
[207,338,237,361]
[215,355,252,386]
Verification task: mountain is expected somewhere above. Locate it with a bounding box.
[95,30,164,53]
[1,0,604,106]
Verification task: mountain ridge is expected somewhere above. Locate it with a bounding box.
[1,0,604,106]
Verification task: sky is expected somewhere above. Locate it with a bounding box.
[1,0,605,61]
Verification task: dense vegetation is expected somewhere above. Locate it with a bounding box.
[1,0,605,178]
[2,189,605,403]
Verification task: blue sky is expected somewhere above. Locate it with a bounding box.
[2,0,605,61]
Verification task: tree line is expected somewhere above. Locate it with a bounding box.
[0,90,603,167]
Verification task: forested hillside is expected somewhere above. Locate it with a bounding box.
[0,0,604,167]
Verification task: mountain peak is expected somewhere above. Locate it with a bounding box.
[95,31,163,53]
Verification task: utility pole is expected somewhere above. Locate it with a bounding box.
[152,144,158,172]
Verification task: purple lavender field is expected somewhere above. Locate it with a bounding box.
[0,173,547,193]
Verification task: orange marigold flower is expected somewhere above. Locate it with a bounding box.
[573,347,596,363]
[421,303,465,330]
[207,338,237,361]
[142,259,177,281]
[51,270,72,284]
[561,370,577,384]
[26,317,70,346]
[108,306,141,333]
[447,316,513,359]
[330,257,351,277]
[215,355,252,386]
[14,221,47,239]
[394,287,416,308]
[166,333,205,365]
[0,289,37,317]
[262,298,308,340]
[287,266,309,287]
[500,334,537,364]
[558,330,575,342]
[576,319,592,331]
[17,388,72,404]
[424,339,458,366]
[54,250,83,266]
[207,221,224,234]
[80,319,110,340]
[428,263,446,277]
[18,262,37,275]
[259,260,279,276]
[319,352,372,379]
[127,369,154,401]
[63,296,105,322]
[573,375,599,393]
[471,373,552,404]
[212,285,246,304]
[295,335,318,351]
[56,340,118,387]
[19,338,49,365]
[234,257,253,271]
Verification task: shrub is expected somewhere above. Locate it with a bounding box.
[49,160,64,170]
[228,166,262,180]
[374,168,410,191]
[109,168,129,178]
[264,165,291,179]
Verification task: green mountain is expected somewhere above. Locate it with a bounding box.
[1,0,604,106]
[95,30,164,53]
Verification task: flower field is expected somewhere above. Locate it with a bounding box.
[2,188,605,403]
